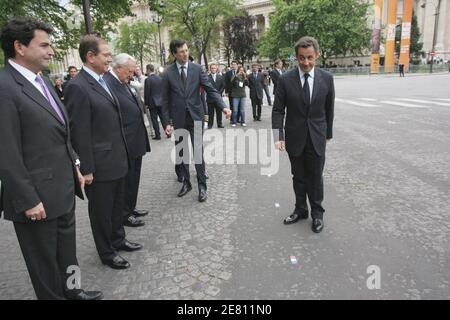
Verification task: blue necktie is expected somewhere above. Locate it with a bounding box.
[98,76,113,98]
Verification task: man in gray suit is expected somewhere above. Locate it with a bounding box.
[0,17,102,300]
[161,39,231,202]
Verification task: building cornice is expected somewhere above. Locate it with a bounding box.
[241,0,273,11]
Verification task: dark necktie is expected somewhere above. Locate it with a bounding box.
[303,73,310,105]
[180,65,187,88]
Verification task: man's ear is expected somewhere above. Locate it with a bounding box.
[86,51,95,64]
[14,40,25,57]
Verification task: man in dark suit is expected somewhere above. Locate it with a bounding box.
[161,39,231,202]
[0,17,102,300]
[144,64,164,140]
[104,53,150,228]
[272,36,334,234]
[207,63,225,129]
[224,60,240,122]
[248,63,265,121]
[270,59,284,95]
[65,34,142,270]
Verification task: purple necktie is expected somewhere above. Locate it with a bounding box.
[35,75,65,124]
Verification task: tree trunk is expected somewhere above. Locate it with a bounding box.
[203,51,208,69]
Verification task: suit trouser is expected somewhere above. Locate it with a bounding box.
[13,209,79,300]
[123,156,143,220]
[85,178,126,261]
[175,112,206,191]
[251,98,262,119]
[150,106,163,138]
[207,102,223,128]
[263,85,272,105]
[289,133,325,219]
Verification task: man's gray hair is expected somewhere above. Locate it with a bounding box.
[112,53,135,68]
[294,36,320,55]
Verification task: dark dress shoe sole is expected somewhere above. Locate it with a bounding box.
[178,186,192,197]
[102,261,130,270]
[123,221,145,227]
[114,245,143,252]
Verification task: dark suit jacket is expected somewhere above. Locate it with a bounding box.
[161,62,227,129]
[272,68,335,157]
[224,69,236,95]
[104,72,150,160]
[0,63,82,223]
[144,74,162,109]
[207,73,225,104]
[248,72,264,101]
[270,69,282,93]
[64,69,129,182]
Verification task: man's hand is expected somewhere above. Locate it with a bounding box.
[84,173,94,185]
[165,125,173,137]
[275,140,285,151]
[223,108,232,119]
[25,202,46,221]
[76,167,85,189]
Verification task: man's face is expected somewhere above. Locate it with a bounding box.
[69,68,78,78]
[276,61,283,69]
[115,60,136,84]
[231,62,238,71]
[89,43,113,74]
[252,65,258,73]
[135,66,142,76]
[210,65,218,74]
[15,29,54,73]
[174,43,189,65]
[296,46,319,73]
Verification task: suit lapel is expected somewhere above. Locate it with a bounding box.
[311,69,323,106]
[7,65,66,129]
[171,64,185,95]
[81,69,115,104]
[185,63,195,96]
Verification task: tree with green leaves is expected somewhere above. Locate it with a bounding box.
[258,0,371,66]
[116,21,158,70]
[223,12,257,65]
[0,0,135,66]
[160,0,240,66]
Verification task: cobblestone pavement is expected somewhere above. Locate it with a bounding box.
[1,74,450,299]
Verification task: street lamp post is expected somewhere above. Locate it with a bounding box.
[152,2,166,66]
[284,21,299,47]
[82,0,93,34]
[421,0,441,74]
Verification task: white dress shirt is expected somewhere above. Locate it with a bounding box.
[299,67,315,101]
[176,61,189,76]
[8,59,46,98]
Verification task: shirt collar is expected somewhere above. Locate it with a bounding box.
[298,66,315,80]
[8,59,39,83]
[176,61,188,72]
[82,65,102,82]
[110,69,122,83]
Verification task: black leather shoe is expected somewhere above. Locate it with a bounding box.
[132,209,148,217]
[65,290,103,300]
[102,255,130,270]
[283,211,308,225]
[178,182,192,197]
[312,219,324,233]
[124,215,145,227]
[177,176,184,183]
[257,118,262,121]
[218,125,224,128]
[198,189,207,202]
[114,240,143,252]
[152,136,161,140]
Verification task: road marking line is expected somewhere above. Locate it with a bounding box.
[358,98,378,101]
[395,98,450,107]
[380,100,429,108]
[336,98,379,107]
